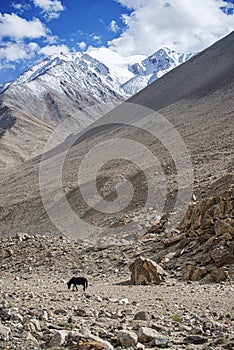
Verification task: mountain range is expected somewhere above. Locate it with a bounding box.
[0,47,194,169]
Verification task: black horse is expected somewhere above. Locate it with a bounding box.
[67,277,88,291]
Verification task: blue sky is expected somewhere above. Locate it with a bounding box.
[0,0,233,85]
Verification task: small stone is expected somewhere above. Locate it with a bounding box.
[24,322,36,332]
[49,330,69,347]
[41,310,48,320]
[30,319,41,331]
[0,323,10,341]
[184,335,208,344]
[25,332,38,343]
[119,298,129,304]
[149,336,171,348]
[134,311,150,321]
[74,308,87,317]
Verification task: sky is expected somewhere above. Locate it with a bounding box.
[0,0,233,85]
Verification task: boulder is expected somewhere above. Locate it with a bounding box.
[78,339,106,350]
[129,257,167,285]
[185,266,207,281]
[49,330,69,347]
[209,245,234,267]
[137,326,161,344]
[214,219,234,236]
[210,267,229,282]
[134,311,151,321]
[117,330,138,347]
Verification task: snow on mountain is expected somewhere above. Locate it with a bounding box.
[0,46,194,168]
[0,47,194,97]
[121,47,195,95]
[0,52,127,169]
[87,47,146,85]
[0,52,126,96]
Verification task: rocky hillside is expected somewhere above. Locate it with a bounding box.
[0,185,233,349]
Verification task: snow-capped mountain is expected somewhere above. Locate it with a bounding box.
[0,47,194,96]
[0,47,194,169]
[0,52,125,95]
[0,52,126,168]
[121,48,194,95]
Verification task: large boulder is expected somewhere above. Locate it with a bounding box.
[129,256,167,285]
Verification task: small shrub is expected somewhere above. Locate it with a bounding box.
[170,314,183,323]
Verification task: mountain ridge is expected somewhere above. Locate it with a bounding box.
[0,46,194,169]
[0,47,194,95]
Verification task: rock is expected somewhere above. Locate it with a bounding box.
[78,339,106,350]
[0,323,10,341]
[24,322,36,332]
[185,266,207,281]
[41,310,48,321]
[129,257,167,285]
[79,329,114,350]
[148,336,171,348]
[25,331,38,343]
[183,335,208,344]
[74,308,88,317]
[209,245,234,267]
[119,298,129,304]
[30,318,41,331]
[49,330,69,347]
[0,307,11,321]
[214,219,234,236]
[164,232,186,247]
[134,311,150,321]
[117,330,138,347]
[210,267,229,282]
[5,248,14,257]
[137,326,161,343]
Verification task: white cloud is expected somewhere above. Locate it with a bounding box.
[78,41,87,50]
[111,0,234,54]
[0,62,16,71]
[33,0,65,20]
[0,41,39,61]
[39,44,70,56]
[0,13,48,39]
[108,20,120,32]
[12,3,30,13]
[92,35,101,42]
[45,35,59,44]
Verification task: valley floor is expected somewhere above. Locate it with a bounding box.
[0,271,233,349]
